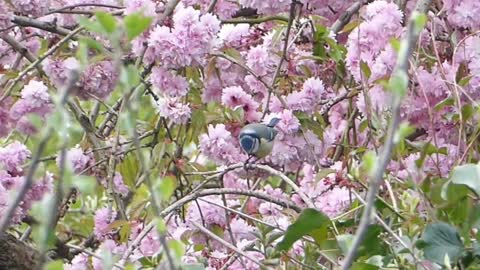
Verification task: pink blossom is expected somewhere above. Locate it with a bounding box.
[0,185,19,224]
[238,0,290,14]
[286,77,326,113]
[246,46,273,76]
[217,24,251,47]
[23,172,54,210]
[444,0,480,29]
[65,253,89,270]
[92,239,126,270]
[10,80,52,120]
[154,97,191,124]
[148,5,220,67]
[131,222,161,258]
[56,147,93,174]
[12,0,49,17]
[0,141,31,176]
[100,172,129,197]
[346,1,403,82]
[94,207,117,240]
[150,66,189,97]
[228,217,256,242]
[199,124,246,165]
[43,57,80,89]
[0,2,12,29]
[78,61,118,100]
[125,0,157,17]
[221,86,260,122]
[186,195,228,227]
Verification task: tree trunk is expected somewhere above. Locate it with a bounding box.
[0,233,41,270]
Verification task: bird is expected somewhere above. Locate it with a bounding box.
[238,117,281,164]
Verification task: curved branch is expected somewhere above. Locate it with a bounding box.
[120,187,301,264]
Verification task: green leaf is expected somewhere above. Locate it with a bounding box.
[95,12,117,33]
[43,260,64,270]
[124,12,153,40]
[337,234,354,255]
[412,12,428,33]
[76,16,105,34]
[458,75,472,87]
[120,65,140,90]
[72,175,97,194]
[421,223,464,265]
[450,163,480,197]
[394,122,415,144]
[360,61,371,79]
[389,38,401,52]
[362,151,377,177]
[337,225,387,258]
[168,239,186,260]
[339,19,360,33]
[275,208,330,252]
[388,71,408,98]
[78,37,105,52]
[351,263,379,270]
[155,175,176,201]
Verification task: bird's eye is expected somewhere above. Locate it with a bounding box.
[240,136,255,152]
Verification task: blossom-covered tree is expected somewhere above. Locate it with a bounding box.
[0,0,479,269]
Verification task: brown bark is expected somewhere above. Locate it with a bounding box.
[0,233,41,270]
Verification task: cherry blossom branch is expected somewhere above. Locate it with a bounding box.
[157,0,181,26]
[207,0,218,13]
[46,3,123,15]
[65,243,124,270]
[251,164,315,208]
[331,0,369,34]
[197,197,339,266]
[262,0,298,118]
[0,70,80,232]
[0,26,83,103]
[120,187,301,264]
[11,15,74,37]
[341,1,432,268]
[0,34,37,64]
[191,221,272,269]
[221,15,289,24]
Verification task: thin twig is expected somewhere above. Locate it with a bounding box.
[252,164,315,208]
[0,27,83,103]
[191,221,272,270]
[221,15,289,24]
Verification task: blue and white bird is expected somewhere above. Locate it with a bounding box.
[238,117,281,161]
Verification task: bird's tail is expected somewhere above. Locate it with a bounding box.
[267,117,281,128]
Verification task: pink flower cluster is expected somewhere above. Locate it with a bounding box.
[199,124,247,165]
[0,142,52,224]
[9,80,53,135]
[346,1,403,82]
[12,0,50,17]
[444,0,480,29]
[44,58,118,100]
[148,5,221,68]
